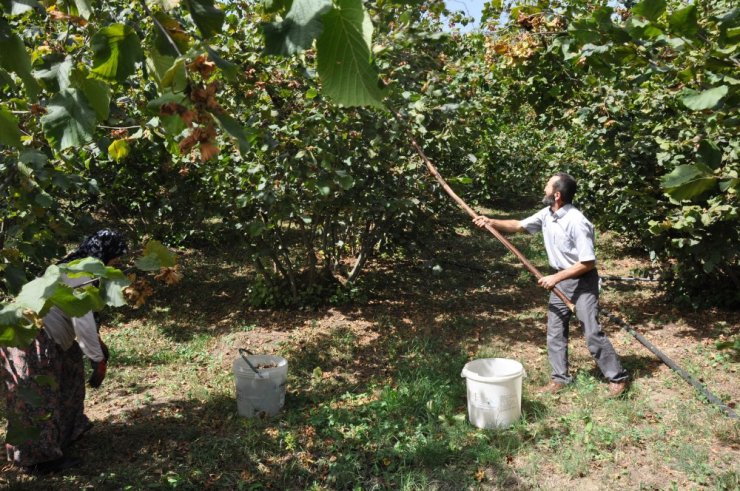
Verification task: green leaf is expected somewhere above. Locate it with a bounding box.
[153,13,192,57]
[2,264,27,294]
[212,111,257,154]
[72,0,93,19]
[680,86,729,111]
[0,304,25,330]
[16,265,61,314]
[697,140,722,169]
[75,74,111,121]
[0,323,38,348]
[0,19,40,101]
[719,179,738,193]
[316,0,384,108]
[204,45,238,81]
[40,88,97,151]
[91,24,144,83]
[334,170,354,190]
[0,0,42,16]
[263,0,332,55]
[661,164,717,200]
[134,240,176,271]
[183,0,225,39]
[63,257,113,277]
[147,51,176,83]
[108,139,130,161]
[668,5,698,39]
[0,105,22,148]
[33,55,74,92]
[161,57,187,92]
[48,284,105,317]
[100,275,130,307]
[632,0,666,22]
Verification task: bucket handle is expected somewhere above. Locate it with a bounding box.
[238,348,263,376]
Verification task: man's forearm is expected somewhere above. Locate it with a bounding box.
[474,216,524,234]
[553,261,595,283]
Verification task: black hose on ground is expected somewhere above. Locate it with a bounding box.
[600,275,660,283]
[600,308,738,420]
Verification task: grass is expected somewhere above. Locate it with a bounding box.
[1,209,738,490]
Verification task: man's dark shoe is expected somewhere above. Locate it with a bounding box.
[21,456,82,475]
[607,381,629,398]
[537,381,567,395]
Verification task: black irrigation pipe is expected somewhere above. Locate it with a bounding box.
[600,275,660,283]
[600,308,738,420]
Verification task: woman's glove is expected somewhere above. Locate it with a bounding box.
[88,337,109,388]
[88,359,107,388]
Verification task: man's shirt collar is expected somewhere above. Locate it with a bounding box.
[549,203,573,220]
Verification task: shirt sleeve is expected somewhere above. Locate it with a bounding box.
[519,208,546,235]
[72,312,105,362]
[573,220,596,263]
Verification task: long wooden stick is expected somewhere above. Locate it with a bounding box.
[393,112,575,311]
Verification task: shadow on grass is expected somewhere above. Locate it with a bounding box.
[2,373,547,491]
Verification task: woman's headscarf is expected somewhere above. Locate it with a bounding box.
[60,229,129,265]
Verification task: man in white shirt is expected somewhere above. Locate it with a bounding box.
[473,173,628,397]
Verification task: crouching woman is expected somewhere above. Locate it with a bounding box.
[1,229,128,474]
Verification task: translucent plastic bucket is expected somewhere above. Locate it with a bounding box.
[232,352,288,418]
[461,358,525,429]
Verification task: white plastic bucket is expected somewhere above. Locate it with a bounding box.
[461,358,526,429]
[232,353,288,418]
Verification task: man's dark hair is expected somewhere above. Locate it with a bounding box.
[553,172,577,204]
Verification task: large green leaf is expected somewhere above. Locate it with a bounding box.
[0,304,38,348]
[63,257,115,277]
[0,0,41,16]
[204,45,238,81]
[100,275,130,307]
[160,57,187,92]
[75,74,111,121]
[61,258,130,307]
[91,24,144,83]
[632,0,666,22]
[0,105,22,148]
[661,164,717,200]
[183,0,225,39]
[40,88,97,150]
[316,0,384,108]
[0,19,39,101]
[134,240,176,271]
[48,284,105,317]
[668,5,698,39]
[697,140,722,169]
[153,13,192,57]
[33,54,74,92]
[73,0,93,19]
[263,0,332,55]
[680,85,729,110]
[212,111,257,154]
[16,265,61,314]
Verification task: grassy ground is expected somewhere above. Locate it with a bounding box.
[1,210,739,490]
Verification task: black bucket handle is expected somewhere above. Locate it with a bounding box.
[238,348,262,376]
